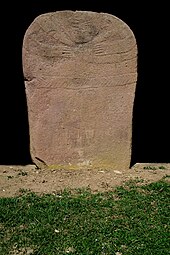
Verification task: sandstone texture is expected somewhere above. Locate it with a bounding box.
[22,10,137,169]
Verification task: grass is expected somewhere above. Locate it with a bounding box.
[0,178,169,255]
[143,165,167,170]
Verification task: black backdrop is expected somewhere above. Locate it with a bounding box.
[1,1,169,165]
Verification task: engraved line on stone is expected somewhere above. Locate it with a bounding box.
[29,82,135,90]
[92,43,136,56]
[25,30,136,58]
[30,40,136,56]
[26,74,137,86]
[86,55,136,64]
[32,73,136,79]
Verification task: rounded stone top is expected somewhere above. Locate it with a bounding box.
[23,10,136,61]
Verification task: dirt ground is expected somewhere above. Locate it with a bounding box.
[0,163,170,197]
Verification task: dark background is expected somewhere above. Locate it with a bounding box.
[1,1,169,165]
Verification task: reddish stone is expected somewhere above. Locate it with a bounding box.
[22,11,137,169]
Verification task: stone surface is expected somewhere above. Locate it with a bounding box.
[22,10,137,169]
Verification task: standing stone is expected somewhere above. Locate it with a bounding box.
[22,10,137,169]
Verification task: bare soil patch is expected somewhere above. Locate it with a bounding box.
[0,163,170,197]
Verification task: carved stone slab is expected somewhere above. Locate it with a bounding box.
[22,11,137,169]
